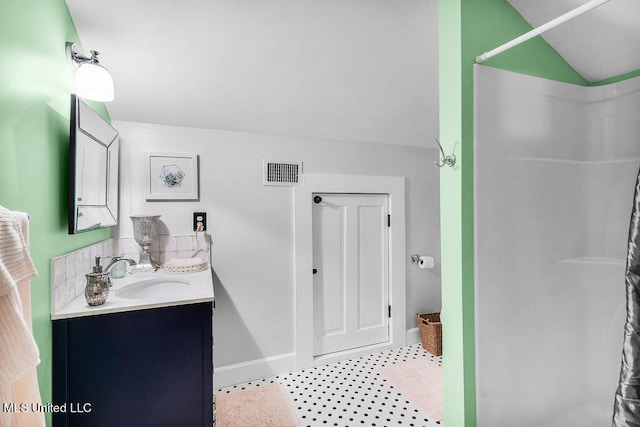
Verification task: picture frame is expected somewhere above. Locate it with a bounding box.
[146,152,199,201]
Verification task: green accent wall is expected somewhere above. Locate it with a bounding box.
[438,0,587,425]
[0,1,110,424]
[592,69,640,86]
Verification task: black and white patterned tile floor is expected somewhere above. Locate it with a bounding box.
[215,344,443,427]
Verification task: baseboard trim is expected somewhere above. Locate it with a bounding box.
[214,352,296,388]
[406,327,421,345]
[215,329,421,388]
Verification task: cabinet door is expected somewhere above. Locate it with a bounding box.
[53,303,213,427]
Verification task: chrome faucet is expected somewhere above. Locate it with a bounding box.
[103,256,137,272]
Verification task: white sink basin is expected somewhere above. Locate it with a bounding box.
[52,268,214,320]
[115,278,190,300]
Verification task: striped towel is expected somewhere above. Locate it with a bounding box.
[0,207,39,392]
[0,208,37,297]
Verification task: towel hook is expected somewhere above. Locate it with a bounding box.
[433,138,456,168]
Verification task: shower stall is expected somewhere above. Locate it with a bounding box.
[474,65,640,426]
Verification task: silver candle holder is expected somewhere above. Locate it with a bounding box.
[130,215,161,272]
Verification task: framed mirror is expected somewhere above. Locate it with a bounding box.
[68,95,119,233]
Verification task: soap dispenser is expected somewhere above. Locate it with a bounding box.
[85,256,111,306]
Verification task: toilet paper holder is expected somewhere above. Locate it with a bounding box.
[411,254,436,269]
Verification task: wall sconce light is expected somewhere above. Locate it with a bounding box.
[66,42,114,102]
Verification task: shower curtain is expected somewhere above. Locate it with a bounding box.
[613,166,640,426]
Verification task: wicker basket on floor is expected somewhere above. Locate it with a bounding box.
[417,312,442,356]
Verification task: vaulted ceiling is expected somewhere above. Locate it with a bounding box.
[507,0,640,83]
[65,0,438,147]
[66,0,639,143]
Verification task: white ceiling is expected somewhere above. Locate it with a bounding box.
[65,0,640,142]
[65,0,439,147]
[507,0,640,83]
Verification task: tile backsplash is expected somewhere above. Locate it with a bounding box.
[51,234,210,313]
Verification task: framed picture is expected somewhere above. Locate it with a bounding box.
[146,152,199,200]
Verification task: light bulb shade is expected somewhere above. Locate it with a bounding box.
[75,62,114,102]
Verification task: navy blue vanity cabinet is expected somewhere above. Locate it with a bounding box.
[52,303,213,427]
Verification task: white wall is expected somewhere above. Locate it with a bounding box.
[113,120,441,379]
[475,66,640,426]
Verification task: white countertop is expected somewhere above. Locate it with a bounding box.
[51,268,215,320]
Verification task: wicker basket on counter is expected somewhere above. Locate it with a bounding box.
[417,312,442,356]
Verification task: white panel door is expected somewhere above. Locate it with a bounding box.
[312,193,389,357]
